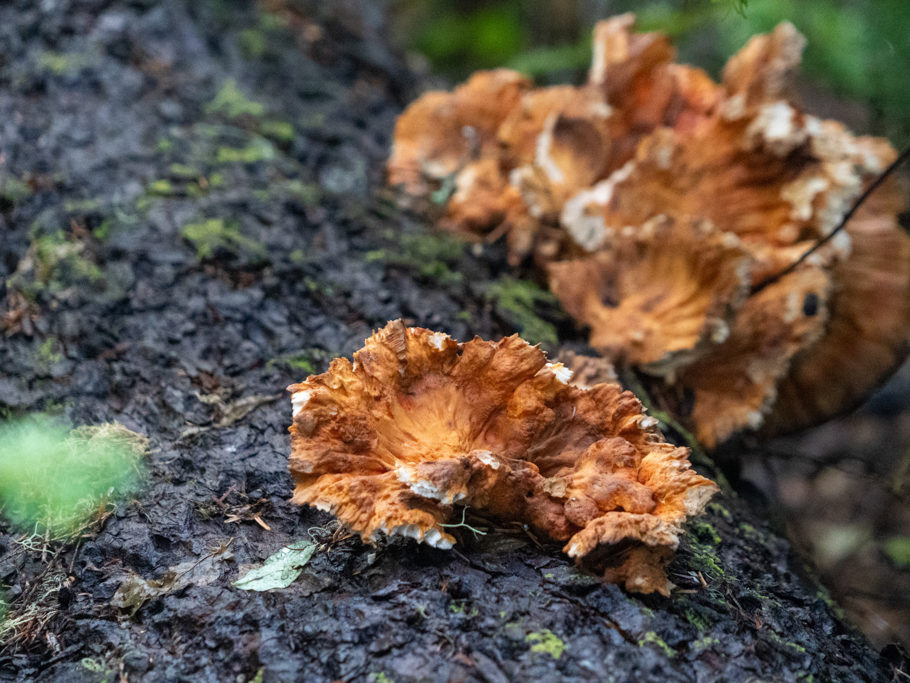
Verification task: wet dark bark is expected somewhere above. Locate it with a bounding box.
[0,1,896,681]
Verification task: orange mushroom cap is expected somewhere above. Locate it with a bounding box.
[588,14,719,140]
[563,110,876,270]
[721,21,805,110]
[557,350,618,388]
[563,23,885,269]
[387,69,531,195]
[679,267,832,448]
[385,16,910,446]
[288,320,718,594]
[548,216,753,377]
[566,23,910,442]
[441,158,524,236]
[763,169,910,435]
[497,85,612,170]
[386,15,724,264]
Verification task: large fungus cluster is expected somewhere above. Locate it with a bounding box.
[387,16,910,448]
[288,321,718,595]
[387,13,722,264]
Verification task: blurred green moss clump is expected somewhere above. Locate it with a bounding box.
[392,0,909,139]
[0,417,146,539]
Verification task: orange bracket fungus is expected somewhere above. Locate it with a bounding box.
[387,69,531,197]
[386,15,910,448]
[548,216,753,378]
[288,321,718,595]
[548,22,910,446]
[677,268,832,449]
[386,13,722,265]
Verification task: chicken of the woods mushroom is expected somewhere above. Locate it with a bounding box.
[386,15,910,449]
[288,321,718,595]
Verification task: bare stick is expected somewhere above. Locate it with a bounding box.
[751,144,910,295]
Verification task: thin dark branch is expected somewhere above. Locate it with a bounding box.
[751,144,910,295]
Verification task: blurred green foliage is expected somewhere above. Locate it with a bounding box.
[0,416,146,539]
[884,536,910,569]
[634,0,910,139]
[393,0,910,140]
[414,4,526,72]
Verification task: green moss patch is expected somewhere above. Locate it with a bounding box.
[206,79,265,119]
[181,218,265,262]
[525,629,566,659]
[37,51,93,75]
[486,277,559,348]
[270,348,334,375]
[366,230,466,285]
[7,229,105,297]
[259,120,294,143]
[215,137,275,164]
[638,631,676,658]
[0,175,32,208]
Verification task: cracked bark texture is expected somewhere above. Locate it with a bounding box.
[0,1,897,681]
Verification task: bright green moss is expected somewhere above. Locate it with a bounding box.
[237,28,267,59]
[147,179,176,197]
[883,536,910,568]
[206,79,265,119]
[0,176,32,205]
[215,138,275,164]
[37,51,91,75]
[638,631,676,658]
[486,277,559,348]
[259,120,294,143]
[692,521,722,546]
[168,163,200,179]
[180,218,265,261]
[8,230,104,296]
[525,629,566,659]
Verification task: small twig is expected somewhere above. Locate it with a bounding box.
[68,538,82,574]
[519,524,543,549]
[213,484,237,508]
[451,548,473,565]
[41,526,50,563]
[431,627,457,655]
[752,144,910,294]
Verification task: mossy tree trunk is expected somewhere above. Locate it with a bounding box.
[0,1,895,681]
